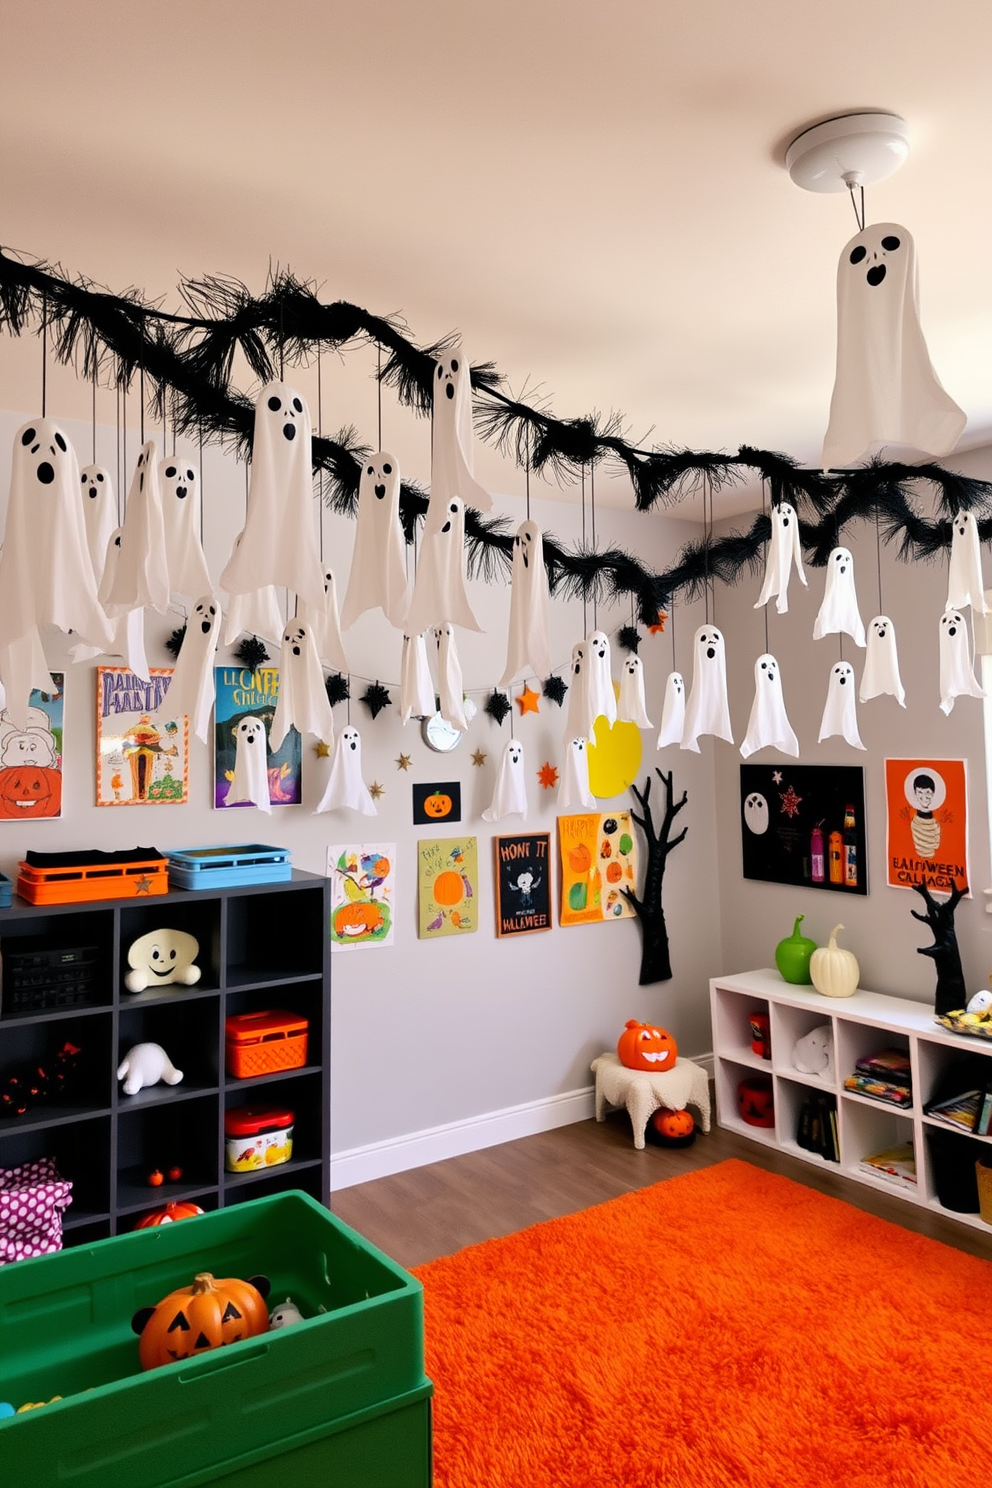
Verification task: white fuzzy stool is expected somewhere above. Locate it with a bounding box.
[590,1052,711,1150]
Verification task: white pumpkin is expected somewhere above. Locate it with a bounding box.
[810,924,860,998]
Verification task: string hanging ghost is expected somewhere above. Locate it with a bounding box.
[300,566,348,672]
[224,716,271,813]
[739,654,799,759]
[434,624,468,732]
[403,497,482,635]
[79,463,116,581]
[314,726,376,816]
[823,222,966,469]
[563,642,590,743]
[154,598,220,743]
[656,672,686,750]
[481,738,528,823]
[159,455,212,602]
[340,454,410,629]
[818,661,865,749]
[102,441,170,615]
[860,616,906,707]
[85,527,152,682]
[269,620,335,750]
[939,609,984,715]
[586,631,617,734]
[813,547,865,647]
[946,510,990,615]
[499,519,552,687]
[754,501,807,614]
[681,626,733,752]
[223,532,284,646]
[426,350,492,536]
[0,629,58,732]
[618,655,652,728]
[400,633,436,724]
[559,736,596,810]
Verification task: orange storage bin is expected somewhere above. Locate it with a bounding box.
[225,1008,309,1078]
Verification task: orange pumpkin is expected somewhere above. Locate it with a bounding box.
[132,1271,270,1371]
[334,901,384,938]
[433,870,465,906]
[616,1019,678,1072]
[567,843,592,873]
[133,1202,205,1230]
[424,791,453,818]
[0,765,62,819]
[606,861,623,883]
[647,1106,696,1147]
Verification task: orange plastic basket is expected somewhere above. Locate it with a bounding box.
[225,1009,309,1078]
[16,857,169,904]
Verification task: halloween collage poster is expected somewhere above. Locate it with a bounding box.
[740,764,867,895]
[213,666,302,811]
[558,812,638,927]
[0,675,64,821]
[884,758,969,894]
[328,844,396,952]
[96,667,188,806]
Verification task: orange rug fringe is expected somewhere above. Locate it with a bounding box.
[413,1159,992,1488]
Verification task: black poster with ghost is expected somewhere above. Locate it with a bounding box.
[494,832,552,937]
[740,764,867,895]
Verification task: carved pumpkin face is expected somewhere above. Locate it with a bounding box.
[0,764,62,819]
[132,1272,270,1371]
[423,790,453,818]
[616,1020,678,1072]
[737,1076,775,1127]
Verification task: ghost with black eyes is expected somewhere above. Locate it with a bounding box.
[818,661,865,749]
[403,496,482,634]
[314,725,376,816]
[754,501,807,615]
[945,510,990,615]
[939,609,984,715]
[102,441,170,614]
[400,633,436,724]
[269,620,335,751]
[340,453,410,630]
[482,738,528,823]
[563,642,591,743]
[743,792,769,836]
[154,598,220,743]
[740,653,799,759]
[433,623,469,733]
[813,547,865,647]
[500,520,552,687]
[559,736,596,810]
[656,672,685,750]
[159,456,212,602]
[426,350,492,536]
[585,631,617,735]
[79,463,117,580]
[681,626,733,752]
[860,616,905,707]
[224,715,271,813]
[823,223,966,469]
[300,566,348,672]
[618,655,652,729]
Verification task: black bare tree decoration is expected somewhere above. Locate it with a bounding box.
[911,880,968,1016]
[621,769,688,986]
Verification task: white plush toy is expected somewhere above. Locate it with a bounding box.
[117,1042,184,1096]
[125,929,201,993]
[792,1025,834,1081]
[269,1297,305,1329]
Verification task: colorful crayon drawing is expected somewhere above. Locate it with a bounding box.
[0,674,64,821]
[418,837,478,938]
[96,667,188,806]
[558,812,637,926]
[328,844,395,951]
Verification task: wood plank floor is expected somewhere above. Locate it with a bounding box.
[331,1106,992,1270]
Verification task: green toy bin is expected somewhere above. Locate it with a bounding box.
[0,1190,432,1488]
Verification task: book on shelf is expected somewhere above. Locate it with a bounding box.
[977,1088,992,1138]
[924,1087,984,1131]
[859,1142,917,1186]
[842,1072,913,1107]
[796,1091,838,1162]
[854,1048,912,1088]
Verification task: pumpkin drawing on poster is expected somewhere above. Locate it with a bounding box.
[558,812,637,927]
[0,674,64,821]
[418,837,478,938]
[328,844,395,951]
[884,758,968,894]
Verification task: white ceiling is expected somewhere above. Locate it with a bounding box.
[0,0,989,519]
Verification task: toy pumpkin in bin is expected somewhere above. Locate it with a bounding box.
[132,1271,270,1370]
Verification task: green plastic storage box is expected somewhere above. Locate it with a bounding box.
[0,1190,432,1488]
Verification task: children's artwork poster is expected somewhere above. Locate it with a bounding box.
[740,764,867,895]
[494,832,551,937]
[0,674,64,821]
[418,836,478,938]
[213,667,302,810]
[96,668,188,806]
[328,844,396,951]
[412,780,461,826]
[884,758,969,894]
[558,812,638,927]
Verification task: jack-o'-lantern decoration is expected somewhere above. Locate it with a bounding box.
[131,1271,270,1371]
[333,901,384,939]
[423,790,453,818]
[737,1075,775,1127]
[616,1020,678,1072]
[646,1107,696,1147]
[432,870,465,906]
[133,1201,204,1230]
[0,765,62,819]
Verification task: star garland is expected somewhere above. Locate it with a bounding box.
[542,676,568,707]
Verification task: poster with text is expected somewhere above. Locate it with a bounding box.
[0,673,64,821]
[558,811,637,927]
[885,757,969,894]
[418,836,478,938]
[328,844,396,951]
[494,832,552,937]
[740,763,867,894]
[96,667,188,806]
[214,666,302,810]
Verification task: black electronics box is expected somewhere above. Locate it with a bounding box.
[2,944,100,1015]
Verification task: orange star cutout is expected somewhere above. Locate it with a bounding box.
[517,686,540,716]
[537,761,559,790]
[648,610,668,634]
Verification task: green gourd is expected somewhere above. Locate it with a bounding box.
[775,914,817,984]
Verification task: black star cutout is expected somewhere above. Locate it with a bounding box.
[325,671,351,707]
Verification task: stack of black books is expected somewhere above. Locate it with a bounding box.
[796,1091,839,1162]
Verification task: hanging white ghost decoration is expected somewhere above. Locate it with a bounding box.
[656,672,686,750]
[482,738,528,823]
[340,453,410,629]
[618,655,652,728]
[813,547,866,647]
[77,528,151,682]
[586,631,618,734]
[159,455,212,602]
[499,519,552,686]
[269,620,335,750]
[403,497,482,635]
[400,633,436,724]
[946,510,990,615]
[224,716,271,813]
[0,628,58,732]
[426,349,492,536]
[754,501,807,614]
[0,418,114,652]
[300,566,348,672]
[739,654,799,759]
[219,382,324,610]
[102,441,170,615]
[155,598,220,743]
[860,616,906,706]
[823,223,966,470]
[79,463,116,581]
[818,661,865,749]
[434,624,468,732]
[681,626,733,752]
[314,725,376,816]
[559,737,596,810]
[563,643,590,744]
[939,609,984,715]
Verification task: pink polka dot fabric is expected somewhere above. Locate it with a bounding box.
[0,1157,73,1264]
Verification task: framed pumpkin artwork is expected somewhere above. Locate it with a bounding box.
[412,780,461,826]
[0,673,64,822]
[418,836,478,938]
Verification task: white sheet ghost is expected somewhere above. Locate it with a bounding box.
[813,547,865,647]
[656,672,686,750]
[482,738,528,823]
[586,631,618,733]
[224,716,271,813]
[499,519,552,686]
[946,510,990,615]
[618,655,652,728]
[160,455,212,602]
[269,620,335,750]
[818,661,865,749]
[426,349,492,536]
[300,566,348,672]
[0,417,113,651]
[219,381,325,610]
[939,608,984,714]
[155,598,220,743]
[403,497,482,634]
[434,624,468,732]
[223,530,284,646]
[559,736,596,810]
[563,643,590,743]
[740,654,799,759]
[823,223,966,469]
[89,528,151,682]
[340,453,410,629]
[102,441,170,615]
[681,626,733,752]
[754,501,807,614]
[314,725,376,816]
[860,616,906,706]
[0,628,58,732]
[79,463,116,580]
[400,633,436,724]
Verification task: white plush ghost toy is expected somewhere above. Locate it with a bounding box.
[813,547,866,647]
[219,382,325,610]
[739,654,799,759]
[939,609,984,715]
[224,716,271,813]
[754,501,807,614]
[482,738,528,823]
[300,566,348,672]
[403,497,482,634]
[499,520,552,686]
[618,655,652,728]
[563,642,590,744]
[818,661,865,749]
[159,455,212,602]
[586,631,618,734]
[102,441,170,615]
[154,598,220,743]
[400,633,436,724]
[314,725,376,816]
[340,453,410,629]
[946,510,990,615]
[79,463,117,581]
[426,349,492,536]
[681,626,733,751]
[823,223,966,469]
[860,616,906,707]
[269,620,335,750]
[656,672,686,750]
[559,737,596,810]
[434,624,468,732]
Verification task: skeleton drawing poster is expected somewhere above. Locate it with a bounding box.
[884,757,968,895]
[213,666,302,811]
[494,832,551,938]
[96,667,188,806]
[0,673,64,821]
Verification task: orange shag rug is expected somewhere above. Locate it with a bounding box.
[413,1159,992,1488]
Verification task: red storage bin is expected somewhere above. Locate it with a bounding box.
[225,1009,309,1078]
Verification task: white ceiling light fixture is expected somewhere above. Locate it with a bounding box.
[785,112,911,195]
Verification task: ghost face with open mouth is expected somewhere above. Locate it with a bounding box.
[860,616,906,706]
[403,497,482,635]
[340,453,409,629]
[426,350,492,535]
[939,608,984,715]
[160,456,212,601]
[813,547,865,647]
[314,725,376,816]
[482,738,528,823]
[269,620,335,750]
[754,501,806,615]
[225,715,271,812]
[818,661,865,749]
[559,736,595,810]
[739,653,799,759]
[681,626,733,752]
[656,672,685,750]
[500,519,552,687]
[155,597,221,743]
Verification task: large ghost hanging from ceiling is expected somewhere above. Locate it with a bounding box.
[223,531,284,646]
[102,442,170,615]
[618,655,652,728]
[499,519,552,687]
[813,547,865,647]
[159,455,213,602]
[314,726,376,816]
[90,528,151,681]
[563,642,590,743]
[0,628,58,732]
[482,738,528,823]
[656,672,685,750]
[219,382,325,610]
[939,609,984,715]
[269,620,335,750]
[426,350,492,536]
[300,566,348,672]
[155,598,220,743]
[754,501,807,614]
[681,626,733,752]
[79,463,116,581]
[586,631,617,733]
[400,633,436,724]
[434,624,468,732]
[823,223,966,470]
[340,453,410,630]
[818,661,865,749]
[739,654,799,759]
[224,716,271,813]
[860,616,906,706]
[946,510,990,615]
[559,736,596,811]
[403,497,482,634]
